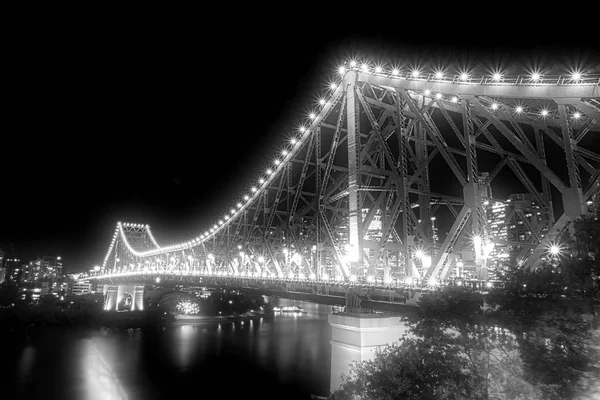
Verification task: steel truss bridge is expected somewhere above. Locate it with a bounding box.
[88,61,600,290]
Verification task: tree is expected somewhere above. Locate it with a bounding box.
[330,334,482,400]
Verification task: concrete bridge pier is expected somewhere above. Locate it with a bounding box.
[329,312,411,395]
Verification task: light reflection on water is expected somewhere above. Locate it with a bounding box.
[8,298,333,400]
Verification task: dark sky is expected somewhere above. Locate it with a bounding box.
[2,11,598,271]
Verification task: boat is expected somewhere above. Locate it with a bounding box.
[272,305,306,313]
[331,305,345,313]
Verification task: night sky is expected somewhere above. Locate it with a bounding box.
[3,12,598,271]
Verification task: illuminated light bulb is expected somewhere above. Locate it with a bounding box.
[309,112,316,119]
[210,228,214,233]
[541,109,549,117]
[405,277,413,285]
[349,60,356,67]
[243,195,249,200]
[322,274,329,281]
[266,169,272,175]
[319,98,325,105]
[205,231,209,236]
[349,274,357,282]
[384,276,392,284]
[274,159,280,165]
[391,69,399,75]
[309,273,316,280]
[251,187,257,192]
[375,66,382,73]
[531,72,541,81]
[224,215,229,220]
[213,224,218,229]
[411,69,420,78]
[460,72,469,81]
[236,203,242,208]
[435,93,442,99]
[291,138,297,145]
[435,71,443,79]
[338,66,346,75]
[571,72,582,81]
[299,126,306,133]
[515,106,523,114]
[361,63,369,71]
[218,220,223,225]
[492,73,502,81]
[330,82,337,90]
[282,150,288,156]
[486,281,493,288]
[451,96,458,103]
[424,89,431,96]
[415,249,424,259]
[366,275,374,283]
[427,278,437,287]
[573,112,581,119]
[549,244,561,256]
[259,178,265,184]
[491,103,499,110]
[257,256,264,263]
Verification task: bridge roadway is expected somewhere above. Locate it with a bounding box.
[90,274,423,314]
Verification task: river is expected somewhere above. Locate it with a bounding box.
[4,298,333,400]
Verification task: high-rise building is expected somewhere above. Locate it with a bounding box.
[4,258,22,283]
[22,256,64,285]
[0,249,5,283]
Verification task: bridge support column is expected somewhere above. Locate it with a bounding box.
[133,285,145,311]
[329,313,410,395]
[104,286,118,311]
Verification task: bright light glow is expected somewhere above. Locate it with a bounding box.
[319,98,325,105]
[266,169,273,175]
[541,109,549,117]
[549,244,561,256]
[94,265,100,271]
[257,256,264,263]
[435,93,442,99]
[330,83,337,90]
[573,112,581,119]
[427,277,437,287]
[435,71,443,79]
[424,89,431,96]
[361,63,369,72]
[259,178,265,184]
[349,274,357,282]
[291,138,297,145]
[322,274,329,281]
[298,273,305,280]
[338,66,346,75]
[156,277,160,283]
[237,245,242,250]
[531,72,541,81]
[456,280,463,286]
[282,150,288,156]
[492,73,502,81]
[405,277,413,285]
[309,113,316,119]
[231,209,236,214]
[288,271,295,279]
[411,69,420,78]
[384,276,392,284]
[274,159,281,165]
[515,106,523,114]
[366,275,374,283]
[422,256,432,269]
[460,72,469,81]
[491,103,499,110]
[571,72,582,81]
[392,69,399,76]
[250,187,257,193]
[375,66,382,73]
[309,273,316,280]
[176,299,200,315]
[349,61,356,67]
[415,249,424,259]
[244,195,249,200]
[237,202,242,208]
[451,96,458,103]
[486,281,493,288]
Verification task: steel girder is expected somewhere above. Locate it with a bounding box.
[100,72,599,283]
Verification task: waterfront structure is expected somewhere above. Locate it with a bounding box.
[86,60,598,289]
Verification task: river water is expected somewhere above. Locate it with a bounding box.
[4,298,333,400]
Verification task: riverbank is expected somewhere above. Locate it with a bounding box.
[173,310,272,324]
